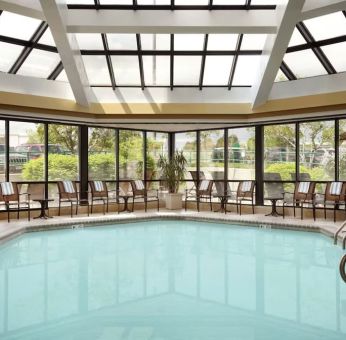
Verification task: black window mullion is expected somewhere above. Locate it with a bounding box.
[5,120,9,182]
[170,34,174,90]
[9,22,49,74]
[44,123,48,200]
[296,22,336,74]
[48,61,64,80]
[102,33,117,90]
[133,0,138,9]
[245,0,251,10]
[171,0,175,11]
[335,119,339,181]
[295,122,300,181]
[280,61,297,81]
[228,34,243,90]
[136,34,145,90]
[198,34,209,90]
[208,0,213,10]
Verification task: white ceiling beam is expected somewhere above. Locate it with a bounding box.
[0,0,44,20]
[251,0,306,108]
[39,0,93,107]
[301,0,346,21]
[66,10,278,34]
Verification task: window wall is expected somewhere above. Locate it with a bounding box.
[228,127,255,181]
[119,130,144,180]
[299,121,335,181]
[146,132,169,182]
[88,128,116,181]
[0,117,344,206]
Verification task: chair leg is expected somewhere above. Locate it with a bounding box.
[252,199,255,214]
[132,197,135,212]
[106,198,109,213]
[17,203,20,220]
[28,203,31,221]
[58,200,61,216]
[209,197,212,211]
[324,204,327,219]
[197,197,200,212]
[301,203,303,220]
[91,200,94,214]
[293,205,296,218]
[283,204,285,219]
[313,204,316,221]
[239,201,242,216]
[334,204,336,222]
[6,203,9,223]
[145,198,147,212]
[157,199,159,212]
[185,198,187,211]
[76,201,78,216]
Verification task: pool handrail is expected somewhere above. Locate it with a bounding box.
[333,220,346,245]
[340,254,346,283]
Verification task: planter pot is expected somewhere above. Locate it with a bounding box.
[165,193,183,210]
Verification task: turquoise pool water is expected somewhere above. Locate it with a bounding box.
[0,220,345,339]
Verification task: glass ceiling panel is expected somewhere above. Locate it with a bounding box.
[141,34,170,50]
[174,34,204,51]
[39,28,56,46]
[232,55,261,85]
[82,56,111,85]
[174,56,202,85]
[137,0,171,4]
[251,0,277,4]
[17,50,60,79]
[288,28,306,47]
[283,49,328,79]
[100,0,133,4]
[0,12,41,40]
[241,34,267,50]
[107,34,137,50]
[321,42,346,73]
[207,34,238,50]
[75,34,103,50]
[175,0,208,4]
[203,56,233,85]
[304,12,346,41]
[111,56,141,85]
[143,56,170,85]
[66,0,94,3]
[56,70,68,82]
[213,1,246,4]
[0,42,24,73]
[274,69,288,82]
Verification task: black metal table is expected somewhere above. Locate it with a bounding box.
[33,199,54,219]
[213,195,232,214]
[265,197,283,217]
[118,195,133,213]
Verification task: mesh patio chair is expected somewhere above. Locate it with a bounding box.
[130,180,159,212]
[89,180,120,214]
[185,179,214,212]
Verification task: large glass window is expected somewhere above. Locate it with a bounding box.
[175,132,197,186]
[339,120,346,180]
[10,122,44,182]
[228,127,255,180]
[200,130,224,181]
[299,121,335,181]
[146,132,169,181]
[48,124,79,181]
[264,124,296,181]
[0,121,5,182]
[119,130,144,180]
[88,128,116,181]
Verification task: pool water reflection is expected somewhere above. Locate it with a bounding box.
[0,221,345,340]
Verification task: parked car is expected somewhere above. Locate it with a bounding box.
[14,144,69,160]
[0,144,27,173]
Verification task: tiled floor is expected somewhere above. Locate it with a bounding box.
[0,208,344,246]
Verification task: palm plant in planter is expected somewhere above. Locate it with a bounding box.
[157,151,187,209]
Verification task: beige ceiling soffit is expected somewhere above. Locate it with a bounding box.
[39,0,93,107]
[0,0,44,20]
[301,0,346,21]
[251,0,306,109]
[66,10,277,34]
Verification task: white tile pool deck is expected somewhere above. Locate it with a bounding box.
[0,208,345,247]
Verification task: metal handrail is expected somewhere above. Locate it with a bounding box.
[340,255,346,283]
[333,220,346,245]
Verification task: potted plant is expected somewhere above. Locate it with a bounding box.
[157,151,187,210]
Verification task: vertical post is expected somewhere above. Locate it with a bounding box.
[44,123,49,199]
[5,120,9,182]
[143,131,147,186]
[335,119,339,181]
[116,129,120,192]
[168,132,175,160]
[255,125,264,205]
[295,122,300,181]
[224,128,229,195]
[79,125,88,201]
[196,130,201,184]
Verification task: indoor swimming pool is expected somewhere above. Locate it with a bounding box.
[0,220,345,340]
